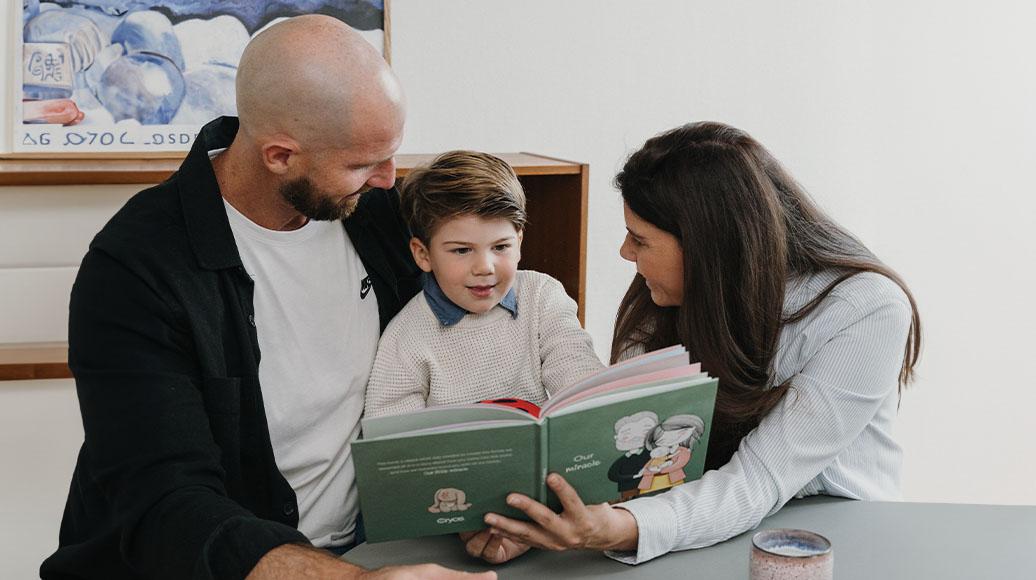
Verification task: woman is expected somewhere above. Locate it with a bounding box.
[635,414,705,495]
[463,121,921,564]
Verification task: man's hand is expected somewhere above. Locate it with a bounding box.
[248,544,360,579]
[458,529,531,564]
[360,564,497,579]
[484,473,640,553]
[248,544,496,579]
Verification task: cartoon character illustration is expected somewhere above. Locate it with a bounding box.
[607,411,659,502]
[427,487,472,513]
[636,414,706,496]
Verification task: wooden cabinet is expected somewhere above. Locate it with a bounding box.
[0,153,588,380]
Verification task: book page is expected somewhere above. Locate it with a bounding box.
[371,419,530,440]
[362,405,534,439]
[549,374,715,417]
[548,344,689,404]
[542,364,701,415]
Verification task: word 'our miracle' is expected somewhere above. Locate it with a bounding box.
[565,453,601,473]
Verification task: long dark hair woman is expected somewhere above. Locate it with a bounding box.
[464,121,921,564]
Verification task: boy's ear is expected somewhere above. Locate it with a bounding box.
[515,228,524,261]
[409,237,433,273]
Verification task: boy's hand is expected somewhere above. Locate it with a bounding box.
[459,529,531,564]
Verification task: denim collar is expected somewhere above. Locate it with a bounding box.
[422,272,518,327]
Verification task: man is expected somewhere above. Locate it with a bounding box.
[607,411,659,502]
[41,15,493,580]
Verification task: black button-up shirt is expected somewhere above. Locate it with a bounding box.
[41,117,421,580]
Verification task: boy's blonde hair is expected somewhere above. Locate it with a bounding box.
[400,150,527,244]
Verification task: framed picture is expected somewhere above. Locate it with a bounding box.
[4,0,389,157]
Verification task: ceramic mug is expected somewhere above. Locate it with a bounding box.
[750,528,833,580]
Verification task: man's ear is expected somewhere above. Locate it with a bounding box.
[259,137,300,175]
[409,237,433,273]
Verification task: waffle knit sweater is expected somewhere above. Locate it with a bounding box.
[364,270,604,418]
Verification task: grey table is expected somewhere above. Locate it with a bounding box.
[345,497,1036,579]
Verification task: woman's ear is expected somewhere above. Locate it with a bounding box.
[410,237,433,273]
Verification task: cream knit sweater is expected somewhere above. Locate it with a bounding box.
[364,270,604,418]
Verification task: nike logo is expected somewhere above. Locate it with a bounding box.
[360,276,372,299]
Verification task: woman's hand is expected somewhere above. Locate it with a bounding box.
[483,473,639,552]
[458,529,531,564]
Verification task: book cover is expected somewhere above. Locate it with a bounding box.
[352,346,718,542]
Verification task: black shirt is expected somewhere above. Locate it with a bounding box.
[607,451,652,493]
[41,117,421,580]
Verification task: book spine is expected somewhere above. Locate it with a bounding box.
[536,420,549,503]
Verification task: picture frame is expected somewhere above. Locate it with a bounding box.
[2,0,390,158]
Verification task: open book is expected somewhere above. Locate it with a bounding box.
[353,346,718,542]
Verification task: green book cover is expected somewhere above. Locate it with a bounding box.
[352,346,718,543]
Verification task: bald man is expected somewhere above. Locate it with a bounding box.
[42,15,493,580]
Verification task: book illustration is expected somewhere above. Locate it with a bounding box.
[607,411,660,502]
[427,487,472,514]
[636,414,706,495]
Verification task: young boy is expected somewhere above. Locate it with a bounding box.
[364,151,604,418]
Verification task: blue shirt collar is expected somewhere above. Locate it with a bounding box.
[422,272,518,327]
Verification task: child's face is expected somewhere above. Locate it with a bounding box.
[411,215,523,314]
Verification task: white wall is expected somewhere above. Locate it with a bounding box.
[3,0,1035,574]
[389,0,1036,505]
[0,379,82,580]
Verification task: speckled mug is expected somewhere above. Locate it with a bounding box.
[750,528,833,580]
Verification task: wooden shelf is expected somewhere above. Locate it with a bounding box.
[0,342,70,381]
[0,152,581,186]
[0,152,589,381]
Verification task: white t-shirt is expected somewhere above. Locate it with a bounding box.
[223,198,380,548]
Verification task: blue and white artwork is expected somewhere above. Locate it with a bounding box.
[13,0,386,154]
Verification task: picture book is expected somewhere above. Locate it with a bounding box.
[352,346,718,543]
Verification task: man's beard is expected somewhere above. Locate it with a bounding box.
[279,177,366,221]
